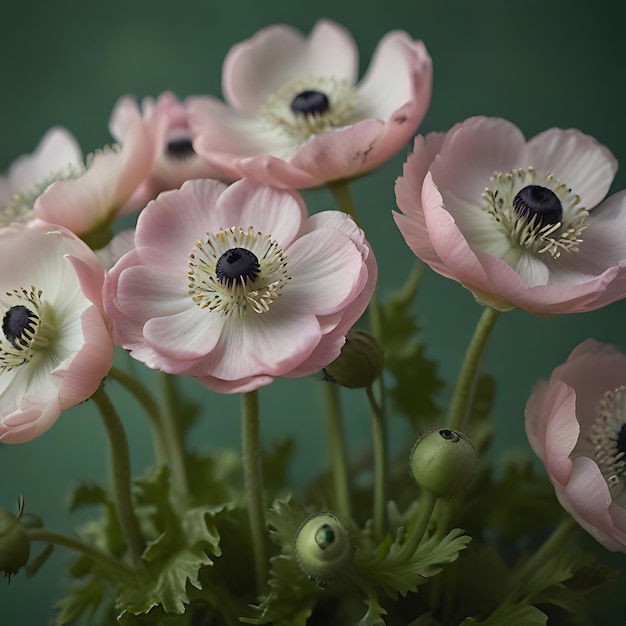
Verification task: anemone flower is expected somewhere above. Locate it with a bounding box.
[0,127,83,226]
[525,339,626,551]
[33,105,153,244]
[188,19,432,189]
[103,178,376,393]
[109,92,222,211]
[394,116,626,314]
[0,221,113,443]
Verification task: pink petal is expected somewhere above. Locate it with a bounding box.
[223,20,358,113]
[192,307,322,381]
[355,33,431,121]
[526,128,617,210]
[57,307,113,409]
[213,180,306,243]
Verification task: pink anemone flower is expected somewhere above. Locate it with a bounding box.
[187,19,432,189]
[0,127,83,225]
[103,178,376,393]
[525,339,626,551]
[33,104,154,243]
[394,116,626,314]
[0,221,113,443]
[109,92,222,211]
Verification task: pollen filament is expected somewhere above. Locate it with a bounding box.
[257,74,358,148]
[188,226,289,319]
[590,386,626,499]
[482,167,589,259]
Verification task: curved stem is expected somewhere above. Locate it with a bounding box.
[108,367,167,465]
[91,385,144,565]
[446,306,500,431]
[398,491,438,562]
[241,390,267,591]
[324,383,351,519]
[159,373,191,502]
[26,527,135,580]
[512,515,577,595]
[366,385,386,539]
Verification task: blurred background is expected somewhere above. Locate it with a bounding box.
[2,0,626,623]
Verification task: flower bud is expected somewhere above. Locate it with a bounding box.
[324,329,384,389]
[409,428,478,497]
[294,511,355,583]
[0,509,30,578]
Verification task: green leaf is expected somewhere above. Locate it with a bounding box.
[116,464,225,619]
[67,482,108,512]
[117,546,212,618]
[378,265,443,426]
[54,576,105,626]
[460,603,548,626]
[355,589,387,626]
[355,527,471,599]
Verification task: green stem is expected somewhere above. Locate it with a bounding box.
[512,516,577,596]
[446,306,500,431]
[241,390,267,591]
[328,180,360,223]
[108,367,167,466]
[399,491,438,561]
[159,373,191,502]
[91,385,144,565]
[26,527,135,580]
[366,385,386,539]
[324,383,352,519]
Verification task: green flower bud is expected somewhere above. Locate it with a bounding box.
[0,509,30,578]
[324,329,384,389]
[294,511,355,583]
[409,428,478,497]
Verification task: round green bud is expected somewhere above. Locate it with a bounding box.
[323,329,384,389]
[409,428,478,497]
[294,511,355,583]
[0,509,30,578]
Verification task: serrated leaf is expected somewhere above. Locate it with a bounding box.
[242,554,318,625]
[117,547,212,618]
[461,602,548,625]
[355,590,387,626]
[378,265,443,426]
[266,494,308,550]
[67,482,108,512]
[355,527,471,599]
[54,576,105,626]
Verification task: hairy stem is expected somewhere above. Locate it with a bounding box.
[446,306,500,431]
[324,382,352,519]
[91,385,144,565]
[241,390,267,591]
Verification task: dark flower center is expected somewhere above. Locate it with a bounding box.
[290,90,330,117]
[165,137,195,160]
[215,248,260,286]
[512,185,563,226]
[314,524,336,549]
[2,305,38,348]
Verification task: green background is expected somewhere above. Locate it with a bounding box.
[2,0,626,623]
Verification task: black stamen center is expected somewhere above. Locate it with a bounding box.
[512,185,563,226]
[165,137,195,160]
[215,248,260,286]
[2,305,37,348]
[290,90,330,117]
[616,424,626,456]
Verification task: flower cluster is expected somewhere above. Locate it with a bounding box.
[2,16,626,626]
